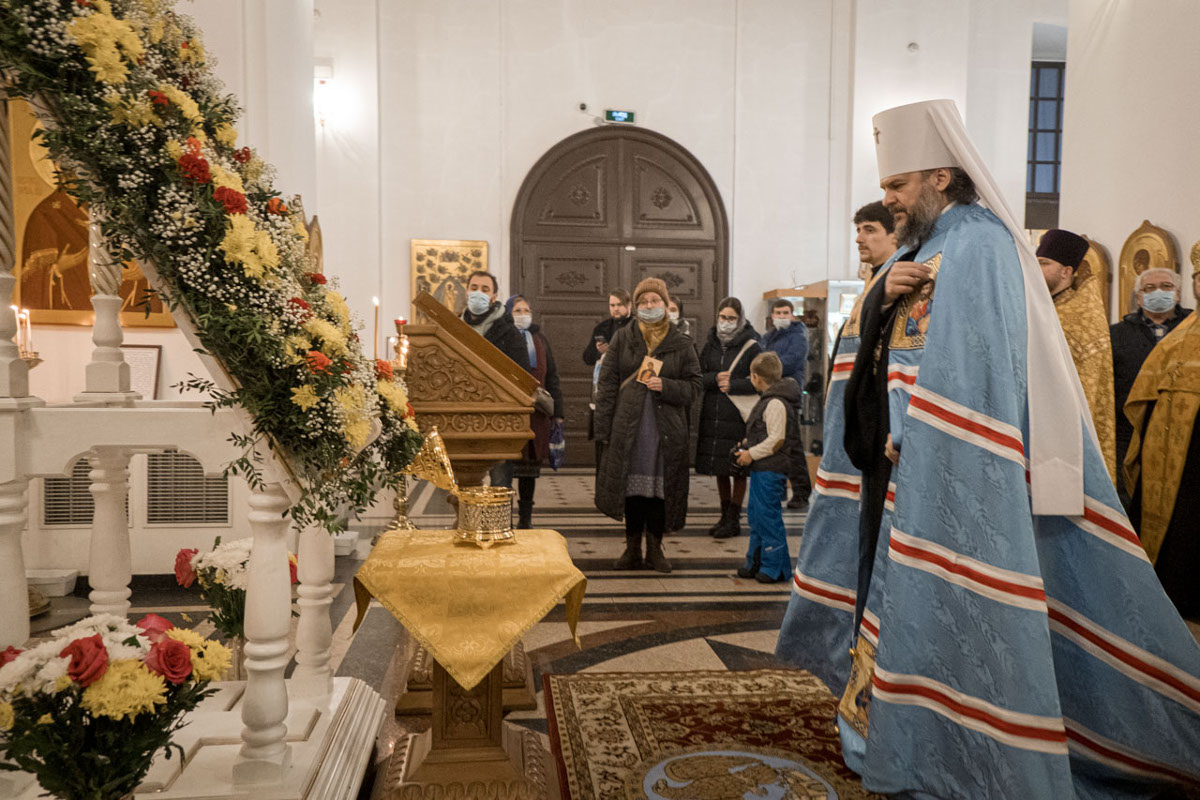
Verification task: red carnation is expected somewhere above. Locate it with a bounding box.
[59,634,109,688]
[266,197,288,215]
[145,638,193,684]
[289,555,299,585]
[178,152,211,184]
[306,350,333,373]
[1,646,22,666]
[136,613,174,643]
[148,90,169,108]
[287,297,312,322]
[232,147,252,164]
[213,186,247,215]
[306,272,326,285]
[175,548,199,587]
[406,403,415,417]
[375,359,393,382]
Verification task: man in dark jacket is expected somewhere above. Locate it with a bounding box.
[582,288,632,366]
[761,298,811,509]
[1110,267,1191,503]
[461,271,530,370]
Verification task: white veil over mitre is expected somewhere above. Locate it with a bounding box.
[872,99,1090,516]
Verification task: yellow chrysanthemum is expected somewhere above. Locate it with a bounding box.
[105,93,157,127]
[211,164,244,194]
[291,384,320,411]
[377,380,408,415]
[179,39,206,64]
[165,627,206,649]
[37,713,53,725]
[344,418,371,449]
[0,702,13,731]
[158,84,202,122]
[81,660,167,722]
[303,317,347,354]
[165,139,183,161]
[326,292,351,330]
[191,640,232,682]
[293,216,309,242]
[335,385,371,449]
[53,675,72,693]
[66,4,144,85]
[285,335,313,365]
[404,416,420,432]
[148,18,165,43]
[220,215,280,281]
[243,155,265,185]
[214,122,237,146]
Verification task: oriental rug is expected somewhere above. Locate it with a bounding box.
[543,668,880,800]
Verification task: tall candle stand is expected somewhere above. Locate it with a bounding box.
[389,317,416,531]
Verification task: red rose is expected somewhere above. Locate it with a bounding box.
[232,147,252,164]
[266,197,288,215]
[213,186,247,215]
[148,90,169,108]
[289,555,299,584]
[306,350,333,374]
[288,297,311,314]
[135,613,174,643]
[144,638,193,684]
[59,634,108,688]
[178,152,211,184]
[375,360,393,382]
[1,646,22,666]
[306,272,326,285]
[175,548,199,587]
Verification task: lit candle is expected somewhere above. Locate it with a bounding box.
[372,296,380,360]
[21,310,32,356]
[9,306,21,353]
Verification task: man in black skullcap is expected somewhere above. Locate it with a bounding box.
[1037,229,1117,480]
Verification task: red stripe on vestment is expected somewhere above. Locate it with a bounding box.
[1047,608,1200,707]
[793,575,855,606]
[816,476,860,493]
[887,370,918,385]
[1082,507,1140,548]
[1066,725,1200,785]
[871,675,1067,743]
[888,538,1046,601]
[908,394,1026,457]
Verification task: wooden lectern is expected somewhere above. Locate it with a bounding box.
[405,292,536,487]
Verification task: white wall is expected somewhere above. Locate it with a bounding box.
[1060,0,1199,312]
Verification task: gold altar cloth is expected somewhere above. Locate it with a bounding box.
[353,528,586,690]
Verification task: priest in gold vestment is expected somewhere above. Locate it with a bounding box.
[1037,229,1117,480]
[1123,304,1200,617]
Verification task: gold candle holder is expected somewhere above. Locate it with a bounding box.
[388,317,416,531]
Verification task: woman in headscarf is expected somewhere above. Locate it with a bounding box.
[695,297,761,539]
[489,295,565,529]
[594,278,702,572]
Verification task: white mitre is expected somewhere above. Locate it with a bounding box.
[872,99,961,181]
[869,97,1089,517]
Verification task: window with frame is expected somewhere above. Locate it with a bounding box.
[1026,60,1065,229]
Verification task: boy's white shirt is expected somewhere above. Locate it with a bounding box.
[747,397,787,461]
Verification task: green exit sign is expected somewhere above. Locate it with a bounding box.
[605,109,635,124]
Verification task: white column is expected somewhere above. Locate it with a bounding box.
[77,216,136,401]
[86,446,132,616]
[234,479,293,785]
[291,524,334,694]
[0,480,30,647]
[0,98,28,400]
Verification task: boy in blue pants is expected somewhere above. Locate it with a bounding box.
[734,352,801,583]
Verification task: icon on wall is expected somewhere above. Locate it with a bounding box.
[409,239,488,322]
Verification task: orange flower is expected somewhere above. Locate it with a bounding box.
[266,198,288,215]
[375,359,393,382]
[305,350,332,374]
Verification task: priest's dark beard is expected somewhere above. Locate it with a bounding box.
[895,182,944,247]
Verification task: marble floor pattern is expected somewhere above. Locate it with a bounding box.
[19,468,1200,794]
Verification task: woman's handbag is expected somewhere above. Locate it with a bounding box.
[533,386,555,417]
[548,419,566,470]
[724,339,760,422]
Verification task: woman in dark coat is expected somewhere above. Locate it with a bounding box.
[490,295,565,529]
[594,278,702,572]
[695,297,760,538]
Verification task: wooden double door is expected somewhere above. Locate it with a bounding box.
[511,128,728,466]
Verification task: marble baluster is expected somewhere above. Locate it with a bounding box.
[0,98,28,399]
[0,480,30,647]
[77,215,134,400]
[86,446,132,616]
[292,523,334,694]
[234,478,293,785]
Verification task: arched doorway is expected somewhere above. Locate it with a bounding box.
[510,127,729,466]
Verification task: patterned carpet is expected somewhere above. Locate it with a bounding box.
[544,668,880,800]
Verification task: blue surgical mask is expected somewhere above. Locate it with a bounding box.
[467,291,491,315]
[717,320,738,335]
[1142,289,1176,314]
[512,314,532,330]
[772,318,792,330]
[637,307,665,323]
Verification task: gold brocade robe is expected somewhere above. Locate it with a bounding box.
[1053,265,1117,481]
[1122,311,1200,562]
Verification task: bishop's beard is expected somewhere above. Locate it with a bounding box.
[894,182,944,247]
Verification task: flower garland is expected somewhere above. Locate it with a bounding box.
[0,0,423,531]
[0,614,230,800]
